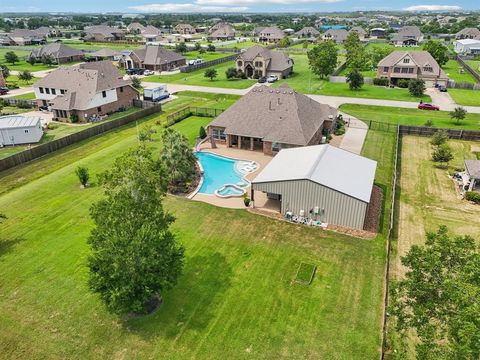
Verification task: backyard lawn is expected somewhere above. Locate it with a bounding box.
[340,104,480,130]
[0,93,390,359]
[448,88,480,106]
[465,60,480,76]
[171,115,213,145]
[10,92,36,100]
[442,60,478,84]
[183,51,227,62]
[0,49,57,72]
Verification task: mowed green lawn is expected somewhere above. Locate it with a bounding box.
[147,61,256,89]
[448,88,480,106]
[273,54,431,102]
[0,94,389,359]
[171,115,212,145]
[0,49,57,72]
[340,104,480,130]
[443,60,478,84]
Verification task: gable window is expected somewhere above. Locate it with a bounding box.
[39,87,44,94]
[51,89,56,95]
[403,58,410,64]
[102,91,107,98]
[45,88,50,94]
[423,66,432,72]
[237,61,243,67]
[255,61,263,67]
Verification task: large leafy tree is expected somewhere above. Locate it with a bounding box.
[307,41,338,78]
[391,226,480,359]
[160,128,196,192]
[408,79,426,97]
[369,46,394,68]
[344,32,369,71]
[450,106,467,125]
[88,146,185,315]
[423,40,449,67]
[4,51,18,65]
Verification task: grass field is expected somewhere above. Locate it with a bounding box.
[183,51,226,62]
[443,60,478,84]
[147,61,256,89]
[448,88,480,106]
[0,49,57,72]
[10,92,36,100]
[0,93,389,359]
[465,60,480,76]
[340,104,480,130]
[171,115,213,145]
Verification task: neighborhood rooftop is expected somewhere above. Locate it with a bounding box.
[252,144,377,203]
[0,115,42,129]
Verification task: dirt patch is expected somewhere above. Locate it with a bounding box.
[363,185,383,233]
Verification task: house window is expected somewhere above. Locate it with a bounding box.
[212,129,226,140]
[24,129,29,134]
[39,87,44,94]
[237,61,242,67]
[403,58,410,64]
[97,107,102,112]
[423,66,432,72]
[393,67,400,73]
[409,68,414,73]
[60,89,65,94]
[255,61,263,67]
[401,67,409,74]
[102,91,107,98]
[272,142,281,152]
[383,66,389,73]
[45,88,50,94]
[120,86,123,93]
[52,89,56,95]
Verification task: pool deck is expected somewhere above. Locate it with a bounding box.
[191,143,274,209]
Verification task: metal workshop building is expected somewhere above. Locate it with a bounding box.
[0,115,43,146]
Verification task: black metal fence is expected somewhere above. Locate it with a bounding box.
[0,105,162,172]
[2,98,36,108]
[165,106,224,126]
[180,54,238,73]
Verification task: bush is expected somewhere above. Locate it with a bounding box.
[397,79,410,88]
[70,114,79,123]
[199,126,207,139]
[465,191,480,204]
[424,119,433,127]
[432,143,454,165]
[47,122,57,130]
[373,78,389,86]
[243,194,251,207]
[409,79,426,97]
[430,129,449,146]
[75,166,90,187]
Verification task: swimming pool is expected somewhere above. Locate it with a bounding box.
[194,152,257,196]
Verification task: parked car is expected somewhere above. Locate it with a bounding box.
[39,105,49,112]
[438,86,448,92]
[418,103,440,111]
[0,87,9,95]
[188,58,204,66]
[143,70,155,76]
[266,75,279,83]
[126,68,145,76]
[258,76,267,83]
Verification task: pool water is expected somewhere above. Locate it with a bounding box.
[195,152,249,195]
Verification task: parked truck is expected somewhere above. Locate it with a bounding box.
[143,85,169,102]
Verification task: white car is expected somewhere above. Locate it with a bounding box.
[143,70,155,76]
[266,75,279,83]
[188,58,204,66]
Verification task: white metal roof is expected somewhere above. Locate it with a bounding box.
[0,115,42,129]
[252,144,377,203]
[456,39,480,45]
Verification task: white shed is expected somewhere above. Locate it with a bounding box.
[0,115,44,146]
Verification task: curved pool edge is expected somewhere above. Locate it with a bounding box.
[187,158,204,200]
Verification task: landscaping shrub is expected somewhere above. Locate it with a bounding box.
[430,129,449,146]
[465,191,480,204]
[47,122,57,130]
[397,79,410,88]
[424,119,433,127]
[409,79,426,97]
[373,78,389,86]
[199,126,207,139]
[70,114,79,123]
[75,166,90,187]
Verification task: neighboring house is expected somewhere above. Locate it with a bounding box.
[33,61,139,122]
[235,46,293,79]
[208,22,232,34]
[120,45,186,71]
[208,23,235,40]
[207,83,337,156]
[251,144,377,230]
[322,28,349,43]
[84,26,126,42]
[127,22,146,34]
[370,28,386,39]
[29,43,84,64]
[455,28,480,40]
[294,27,320,40]
[391,26,423,46]
[174,23,196,35]
[258,27,285,43]
[377,50,448,87]
[141,25,163,42]
[349,26,367,41]
[464,160,480,192]
[0,115,43,146]
[454,39,480,56]
[252,26,265,36]
[87,48,122,61]
[4,28,47,45]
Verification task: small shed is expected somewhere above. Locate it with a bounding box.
[251,145,377,230]
[0,115,43,146]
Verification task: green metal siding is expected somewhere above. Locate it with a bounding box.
[252,179,368,229]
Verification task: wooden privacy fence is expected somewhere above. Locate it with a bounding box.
[457,56,480,83]
[2,98,36,108]
[165,106,224,126]
[0,104,162,172]
[399,125,480,140]
[180,54,237,73]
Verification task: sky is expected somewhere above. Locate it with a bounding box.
[1,0,478,14]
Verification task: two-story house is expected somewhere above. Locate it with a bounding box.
[33,61,139,122]
[377,51,448,87]
[235,46,293,79]
[258,27,285,43]
[391,26,423,46]
[322,29,349,43]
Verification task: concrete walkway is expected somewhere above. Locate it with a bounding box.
[338,112,368,155]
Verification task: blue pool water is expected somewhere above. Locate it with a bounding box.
[195,152,248,195]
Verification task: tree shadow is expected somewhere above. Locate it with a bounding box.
[0,237,24,259]
[125,251,233,340]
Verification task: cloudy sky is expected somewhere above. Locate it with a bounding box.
[1,0,476,13]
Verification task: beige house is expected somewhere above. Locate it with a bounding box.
[294,27,320,40]
[455,28,480,40]
[258,27,285,43]
[84,26,126,42]
[207,84,337,156]
[235,46,293,79]
[377,51,448,87]
[349,26,367,41]
[174,23,196,35]
[33,61,139,122]
[120,45,186,72]
[29,43,84,64]
[322,29,349,43]
[208,23,235,40]
[391,26,423,46]
[126,22,146,34]
[3,28,47,45]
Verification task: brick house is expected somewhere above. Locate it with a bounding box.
[84,26,126,42]
[33,61,139,122]
[207,84,337,156]
[377,50,448,87]
[258,27,285,43]
[322,29,349,43]
[455,28,480,40]
[29,43,84,64]
[391,26,423,46]
[174,23,196,35]
[120,45,186,72]
[235,46,293,79]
